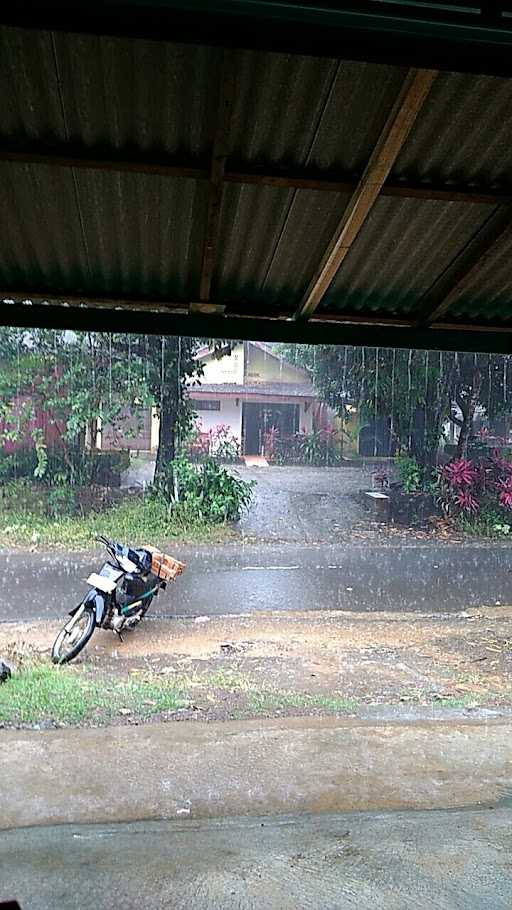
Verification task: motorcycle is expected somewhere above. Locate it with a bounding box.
[51,536,185,664]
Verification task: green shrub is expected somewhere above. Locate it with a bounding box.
[164,456,255,524]
[396,455,422,493]
[0,447,38,481]
[0,447,130,488]
[46,485,78,518]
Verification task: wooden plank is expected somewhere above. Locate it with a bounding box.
[0,147,209,180]
[2,146,510,206]
[6,288,512,337]
[294,68,437,320]
[225,168,510,205]
[0,289,192,314]
[414,204,512,327]
[199,52,236,302]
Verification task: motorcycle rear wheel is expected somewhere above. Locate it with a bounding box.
[51,608,96,664]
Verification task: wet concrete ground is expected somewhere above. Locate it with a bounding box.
[237,464,376,542]
[2,810,511,909]
[2,542,512,623]
[3,716,512,828]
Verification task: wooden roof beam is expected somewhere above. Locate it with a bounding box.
[414,203,512,327]
[294,67,437,321]
[2,145,510,206]
[199,51,235,303]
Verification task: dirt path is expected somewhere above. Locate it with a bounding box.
[2,605,511,728]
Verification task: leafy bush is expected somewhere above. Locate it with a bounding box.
[438,451,512,534]
[171,456,254,523]
[207,424,240,463]
[0,447,38,481]
[267,427,341,466]
[185,423,241,463]
[46,485,78,519]
[0,446,130,487]
[396,455,422,493]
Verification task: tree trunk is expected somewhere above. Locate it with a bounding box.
[154,391,178,487]
[456,368,482,457]
[153,336,180,490]
[423,352,457,472]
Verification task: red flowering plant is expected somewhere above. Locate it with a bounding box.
[439,450,512,524]
[497,477,512,509]
[263,425,280,459]
[441,457,478,489]
[207,424,240,462]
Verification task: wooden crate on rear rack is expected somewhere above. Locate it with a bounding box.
[144,545,186,582]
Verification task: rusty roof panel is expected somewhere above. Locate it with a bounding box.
[229,52,406,174]
[321,197,492,316]
[213,184,350,311]
[394,71,512,188]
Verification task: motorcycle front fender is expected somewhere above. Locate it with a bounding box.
[69,589,107,625]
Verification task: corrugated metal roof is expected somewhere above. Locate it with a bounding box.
[321,197,494,316]
[0,27,219,159]
[1,21,512,352]
[0,162,209,298]
[229,52,406,175]
[213,184,351,310]
[394,71,512,188]
[449,229,512,324]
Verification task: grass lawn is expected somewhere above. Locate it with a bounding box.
[0,664,187,726]
[0,495,234,549]
[0,661,360,728]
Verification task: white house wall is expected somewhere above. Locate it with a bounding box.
[246,345,307,384]
[193,397,243,443]
[200,343,245,384]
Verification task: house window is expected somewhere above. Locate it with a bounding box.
[193,399,221,411]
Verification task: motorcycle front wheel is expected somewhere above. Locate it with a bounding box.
[51,607,96,664]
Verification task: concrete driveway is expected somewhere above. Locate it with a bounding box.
[237,464,377,543]
[3,809,511,909]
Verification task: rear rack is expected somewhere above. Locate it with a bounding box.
[143,545,186,582]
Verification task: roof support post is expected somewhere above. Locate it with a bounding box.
[294,67,437,320]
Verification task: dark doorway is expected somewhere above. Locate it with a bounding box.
[242,402,300,455]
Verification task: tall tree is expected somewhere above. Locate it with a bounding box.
[277,343,512,469]
[0,328,227,492]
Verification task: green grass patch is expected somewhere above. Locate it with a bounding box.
[0,495,233,550]
[182,670,358,716]
[246,690,358,715]
[399,686,510,708]
[0,664,186,725]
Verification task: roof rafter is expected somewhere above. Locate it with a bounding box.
[294,67,438,321]
[199,51,236,303]
[414,204,512,327]
[2,146,509,206]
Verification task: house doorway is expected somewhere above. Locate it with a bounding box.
[242,402,300,455]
